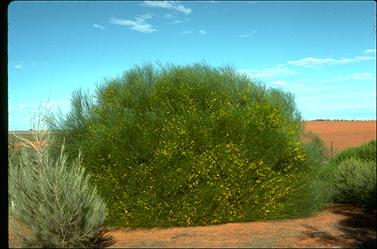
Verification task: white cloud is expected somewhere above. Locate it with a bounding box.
[288,55,374,67]
[138,14,153,20]
[181,30,192,35]
[92,24,105,30]
[239,65,299,79]
[142,1,192,15]
[163,13,175,19]
[270,80,287,87]
[13,62,25,70]
[109,15,157,33]
[163,13,189,24]
[181,29,205,35]
[110,18,137,26]
[363,48,376,54]
[238,30,257,38]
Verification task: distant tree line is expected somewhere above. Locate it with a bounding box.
[307,119,376,122]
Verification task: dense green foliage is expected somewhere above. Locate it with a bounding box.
[331,140,376,164]
[9,130,112,248]
[332,158,376,208]
[275,131,332,218]
[52,63,330,227]
[328,140,376,208]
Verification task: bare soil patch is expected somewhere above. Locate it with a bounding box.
[105,205,376,248]
[304,121,376,154]
[9,205,376,248]
[9,141,47,151]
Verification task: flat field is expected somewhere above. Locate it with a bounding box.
[304,120,376,154]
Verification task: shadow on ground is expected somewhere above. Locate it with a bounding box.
[302,205,376,248]
[301,224,341,246]
[334,207,376,249]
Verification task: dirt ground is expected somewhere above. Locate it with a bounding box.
[304,121,376,154]
[104,205,376,248]
[9,205,376,248]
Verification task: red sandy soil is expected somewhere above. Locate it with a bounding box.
[304,121,376,154]
[10,140,47,150]
[9,205,376,248]
[104,205,376,248]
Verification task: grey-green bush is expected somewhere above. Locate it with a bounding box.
[332,158,376,208]
[50,63,330,227]
[8,130,113,248]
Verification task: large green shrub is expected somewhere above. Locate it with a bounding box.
[52,63,329,227]
[331,158,376,208]
[275,130,333,219]
[8,126,113,247]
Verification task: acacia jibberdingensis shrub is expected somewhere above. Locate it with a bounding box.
[52,63,329,227]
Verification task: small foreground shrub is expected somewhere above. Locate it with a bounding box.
[8,122,113,248]
[331,158,376,208]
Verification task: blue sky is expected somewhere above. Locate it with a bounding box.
[8,1,376,130]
